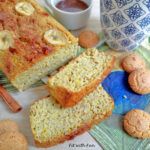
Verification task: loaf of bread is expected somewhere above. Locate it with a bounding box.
[0,0,78,91]
[0,131,28,150]
[48,48,115,107]
[30,85,114,148]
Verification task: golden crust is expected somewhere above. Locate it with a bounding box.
[0,0,78,80]
[0,131,28,150]
[34,107,113,148]
[48,56,115,107]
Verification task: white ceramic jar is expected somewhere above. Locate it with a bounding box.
[101,0,150,51]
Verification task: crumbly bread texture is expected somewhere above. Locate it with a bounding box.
[48,48,115,107]
[0,0,78,91]
[0,131,28,150]
[0,119,19,135]
[121,53,146,73]
[128,69,150,94]
[30,85,114,148]
[124,109,150,139]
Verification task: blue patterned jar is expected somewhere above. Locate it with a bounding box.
[100,0,150,51]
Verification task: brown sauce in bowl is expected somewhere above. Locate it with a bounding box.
[56,0,89,12]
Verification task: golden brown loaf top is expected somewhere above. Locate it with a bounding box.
[30,85,114,148]
[0,0,77,81]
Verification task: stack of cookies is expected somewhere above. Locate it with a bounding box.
[121,53,150,139]
[121,53,150,94]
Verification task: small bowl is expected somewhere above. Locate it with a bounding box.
[46,0,93,30]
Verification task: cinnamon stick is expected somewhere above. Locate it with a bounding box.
[0,86,22,113]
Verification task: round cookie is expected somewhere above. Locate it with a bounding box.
[121,53,145,73]
[0,119,19,135]
[79,30,99,48]
[128,69,150,94]
[123,109,150,139]
[0,132,28,150]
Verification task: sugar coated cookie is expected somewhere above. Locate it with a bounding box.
[0,132,28,150]
[121,53,145,73]
[124,109,150,139]
[0,119,19,135]
[79,30,99,48]
[128,69,150,94]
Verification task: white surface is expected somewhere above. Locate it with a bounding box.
[0,0,103,149]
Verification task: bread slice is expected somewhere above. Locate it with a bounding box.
[0,0,78,91]
[30,85,114,148]
[48,48,115,107]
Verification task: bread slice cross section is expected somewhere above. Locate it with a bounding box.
[30,85,114,148]
[48,48,115,107]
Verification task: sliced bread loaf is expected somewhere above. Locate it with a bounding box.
[48,48,115,107]
[30,85,114,148]
[0,0,78,91]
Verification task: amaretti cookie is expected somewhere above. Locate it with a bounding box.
[0,119,19,135]
[0,0,78,91]
[79,30,99,48]
[121,53,145,73]
[124,109,150,139]
[0,132,28,150]
[128,69,150,94]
